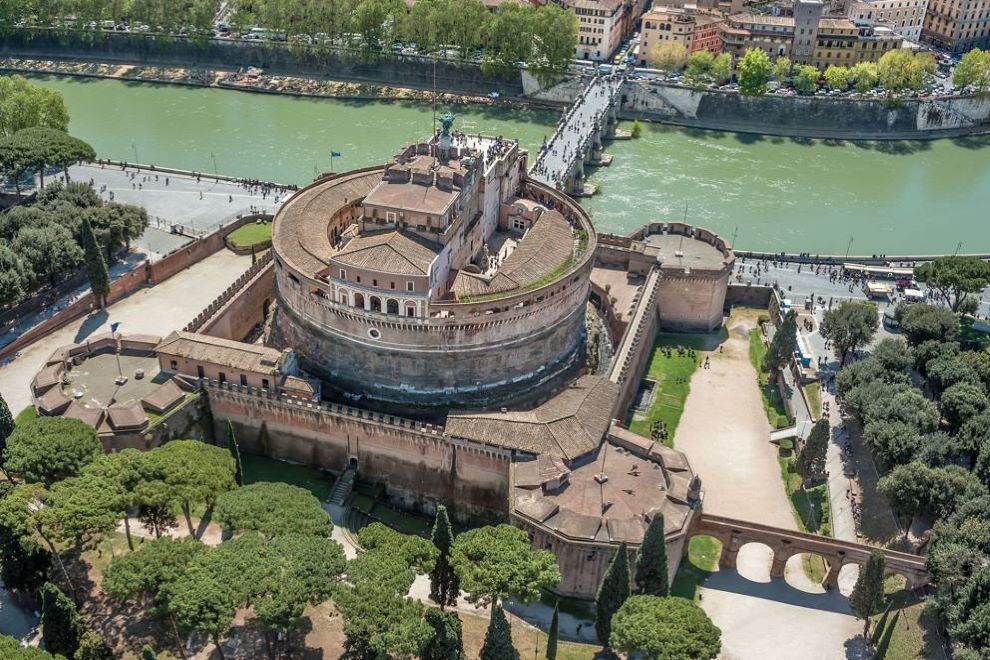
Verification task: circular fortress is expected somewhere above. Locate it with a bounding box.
[271,131,596,408]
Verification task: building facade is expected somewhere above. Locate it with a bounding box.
[922,0,990,52]
[640,6,724,66]
[849,0,929,40]
[565,0,630,60]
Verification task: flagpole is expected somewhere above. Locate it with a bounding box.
[112,325,125,385]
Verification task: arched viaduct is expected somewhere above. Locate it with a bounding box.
[691,513,929,590]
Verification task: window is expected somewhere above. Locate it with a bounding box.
[339,269,346,279]
[219,372,227,383]
[407,281,414,292]
[373,279,378,287]
[170,360,178,370]
[406,305,416,317]
[196,365,205,378]
[390,282,395,289]
[262,378,270,389]
[240,374,248,386]
[356,275,361,283]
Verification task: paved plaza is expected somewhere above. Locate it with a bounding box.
[0,249,251,416]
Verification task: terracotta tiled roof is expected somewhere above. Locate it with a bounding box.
[445,375,619,460]
[156,331,283,375]
[362,177,459,216]
[141,379,187,414]
[106,402,148,431]
[451,210,574,299]
[332,230,439,276]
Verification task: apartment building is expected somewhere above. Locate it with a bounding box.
[564,0,630,60]
[640,6,724,65]
[922,0,990,52]
[848,0,929,40]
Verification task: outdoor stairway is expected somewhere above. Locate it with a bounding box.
[328,467,356,506]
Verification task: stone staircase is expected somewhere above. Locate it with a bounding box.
[328,467,356,506]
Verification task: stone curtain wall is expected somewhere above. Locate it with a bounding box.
[0,29,525,97]
[205,381,511,519]
[185,254,274,340]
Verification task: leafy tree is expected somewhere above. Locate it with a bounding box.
[0,526,51,593]
[793,64,820,94]
[773,56,792,82]
[358,522,437,572]
[634,513,669,597]
[609,595,721,660]
[952,48,990,90]
[738,48,771,96]
[0,483,77,599]
[214,481,331,539]
[595,542,630,647]
[764,310,797,374]
[941,381,988,432]
[79,215,110,308]
[824,65,850,90]
[925,354,980,395]
[820,300,879,365]
[12,223,83,289]
[850,551,886,637]
[74,631,113,660]
[429,503,460,609]
[451,524,560,607]
[850,61,879,93]
[480,604,518,660]
[685,51,715,83]
[154,440,236,536]
[546,601,558,660]
[0,392,13,480]
[9,127,94,186]
[103,537,207,607]
[141,646,156,660]
[796,419,829,483]
[226,420,243,487]
[862,420,923,467]
[712,53,732,85]
[87,202,149,263]
[3,417,102,486]
[878,49,935,93]
[0,75,69,137]
[879,461,936,534]
[531,3,578,85]
[166,568,237,660]
[422,608,465,660]
[651,42,688,73]
[40,473,123,554]
[870,338,913,373]
[482,3,536,78]
[915,257,990,313]
[83,449,150,550]
[0,243,31,307]
[0,633,61,659]
[40,582,84,658]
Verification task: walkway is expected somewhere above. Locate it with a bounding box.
[528,73,623,192]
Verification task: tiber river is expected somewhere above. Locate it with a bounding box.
[31,74,990,255]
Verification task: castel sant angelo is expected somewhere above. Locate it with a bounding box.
[29,116,740,598]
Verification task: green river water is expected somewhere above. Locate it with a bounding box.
[31,74,990,254]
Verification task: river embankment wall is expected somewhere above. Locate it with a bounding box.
[0,29,525,97]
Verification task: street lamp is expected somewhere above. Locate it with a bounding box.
[131,142,139,164]
[210,152,218,176]
[844,236,854,260]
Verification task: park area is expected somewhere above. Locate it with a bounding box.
[747,326,792,429]
[225,221,272,250]
[627,333,712,444]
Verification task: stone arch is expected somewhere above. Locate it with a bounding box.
[386,298,399,315]
[782,551,834,593]
[734,541,775,583]
[353,292,365,309]
[370,296,382,312]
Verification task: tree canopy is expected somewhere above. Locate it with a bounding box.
[820,300,879,364]
[849,551,886,637]
[738,48,772,96]
[214,481,332,538]
[609,595,721,660]
[953,48,990,91]
[0,75,68,137]
[915,257,990,313]
[450,524,560,607]
[877,49,935,93]
[152,440,236,534]
[3,417,102,486]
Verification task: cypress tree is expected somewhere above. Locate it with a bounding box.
[0,528,51,592]
[595,542,630,647]
[634,513,669,597]
[422,608,464,660]
[429,504,459,609]
[75,630,114,660]
[0,392,13,480]
[480,604,518,660]
[765,309,798,374]
[80,215,110,309]
[40,582,84,658]
[850,550,886,638]
[546,601,559,660]
[141,645,157,660]
[227,420,243,486]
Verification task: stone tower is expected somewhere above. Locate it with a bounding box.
[792,0,824,64]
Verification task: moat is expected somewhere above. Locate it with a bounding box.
[33,74,990,254]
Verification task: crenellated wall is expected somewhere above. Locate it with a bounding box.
[187,255,274,340]
[204,380,510,520]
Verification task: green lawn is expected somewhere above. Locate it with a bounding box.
[240,454,335,501]
[226,221,272,249]
[15,406,37,427]
[871,576,942,659]
[627,334,706,444]
[959,323,990,349]
[803,382,821,421]
[777,455,832,583]
[671,535,722,601]
[748,328,792,429]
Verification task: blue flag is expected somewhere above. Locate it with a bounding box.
[110,322,121,334]
[330,151,342,158]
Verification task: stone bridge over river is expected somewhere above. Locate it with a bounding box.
[528,73,624,197]
[693,513,929,590]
